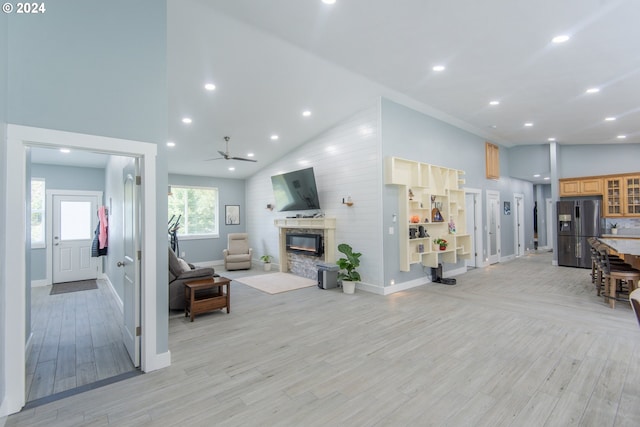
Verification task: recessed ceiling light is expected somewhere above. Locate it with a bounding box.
[228,167,235,171]
[204,83,216,91]
[548,137,556,141]
[432,65,446,72]
[182,117,192,124]
[60,148,70,153]
[617,135,627,139]
[585,88,600,94]
[489,101,500,106]
[247,153,254,157]
[552,35,570,44]
[544,177,550,180]
[298,160,310,166]
[524,122,533,127]
[302,110,312,117]
[167,141,176,147]
[270,135,279,140]
[605,117,616,121]
[322,0,336,4]
[533,174,541,178]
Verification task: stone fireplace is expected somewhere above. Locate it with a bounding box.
[274,218,336,280]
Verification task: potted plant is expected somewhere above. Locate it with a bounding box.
[434,238,448,251]
[610,223,618,235]
[260,254,273,271]
[336,243,361,294]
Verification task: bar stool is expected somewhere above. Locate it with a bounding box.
[591,241,626,296]
[599,248,640,309]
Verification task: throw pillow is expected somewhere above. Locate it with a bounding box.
[177,258,191,274]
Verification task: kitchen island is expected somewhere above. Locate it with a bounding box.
[599,238,640,269]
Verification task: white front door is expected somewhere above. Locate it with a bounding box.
[487,191,501,264]
[52,194,99,283]
[122,167,140,367]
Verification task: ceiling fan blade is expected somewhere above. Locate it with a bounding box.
[204,156,224,161]
[217,150,228,158]
[230,156,257,162]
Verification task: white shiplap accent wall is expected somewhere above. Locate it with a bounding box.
[246,104,384,288]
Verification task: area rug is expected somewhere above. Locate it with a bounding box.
[50,279,98,295]
[235,272,316,294]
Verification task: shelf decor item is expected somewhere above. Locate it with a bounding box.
[434,238,448,251]
[448,217,456,234]
[410,215,421,223]
[611,223,618,235]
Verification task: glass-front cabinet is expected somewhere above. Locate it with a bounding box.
[604,177,623,217]
[626,175,640,216]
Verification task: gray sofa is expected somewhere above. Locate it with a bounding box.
[168,247,216,310]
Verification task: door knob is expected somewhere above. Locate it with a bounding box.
[117,261,125,267]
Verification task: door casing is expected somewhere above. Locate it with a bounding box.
[3,124,165,417]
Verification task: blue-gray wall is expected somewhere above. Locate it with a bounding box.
[0,4,7,408]
[558,144,640,178]
[30,164,106,281]
[7,0,168,353]
[381,98,535,285]
[168,174,246,264]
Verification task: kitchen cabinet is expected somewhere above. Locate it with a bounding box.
[485,142,499,180]
[385,157,471,271]
[559,177,602,196]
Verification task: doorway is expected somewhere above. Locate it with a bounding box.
[486,190,501,264]
[4,125,163,416]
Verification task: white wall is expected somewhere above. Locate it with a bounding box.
[246,105,384,287]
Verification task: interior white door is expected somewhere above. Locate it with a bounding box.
[487,191,501,264]
[52,195,99,283]
[514,194,525,257]
[122,167,140,367]
[465,192,478,267]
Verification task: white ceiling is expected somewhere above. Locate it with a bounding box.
[36,0,640,182]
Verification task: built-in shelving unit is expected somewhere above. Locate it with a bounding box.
[385,157,471,271]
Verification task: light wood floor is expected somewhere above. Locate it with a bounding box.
[25,280,135,403]
[9,252,640,426]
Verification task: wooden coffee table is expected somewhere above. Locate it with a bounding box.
[184,276,231,321]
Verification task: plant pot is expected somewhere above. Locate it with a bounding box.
[440,246,447,251]
[263,262,272,271]
[342,280,356,294]
[611,228,618,235]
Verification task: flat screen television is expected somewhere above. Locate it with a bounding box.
[270,167,321,212]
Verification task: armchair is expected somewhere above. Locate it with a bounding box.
[223,233,252,270]
[168,247,216,310]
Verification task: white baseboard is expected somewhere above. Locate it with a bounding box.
[101,274,123,314]
[380,277,428,295]
[30,279,48,288]
[145,350,171,372]
[443,266,467,278]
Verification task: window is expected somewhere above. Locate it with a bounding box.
[31,178,45,248]
[168,185,219,238]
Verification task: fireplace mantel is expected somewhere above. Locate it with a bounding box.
[274,218,336,273]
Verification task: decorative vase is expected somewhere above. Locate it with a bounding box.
[264,263,272,271]
[611,228,618,235]
[342,280,356,294]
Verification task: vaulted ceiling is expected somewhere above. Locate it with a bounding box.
[39,1,640,180]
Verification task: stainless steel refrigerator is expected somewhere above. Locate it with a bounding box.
[557,200,601,268]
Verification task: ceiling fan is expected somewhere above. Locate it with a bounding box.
[205,136,257,162]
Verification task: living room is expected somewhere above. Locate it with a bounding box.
[2,0,640,423]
